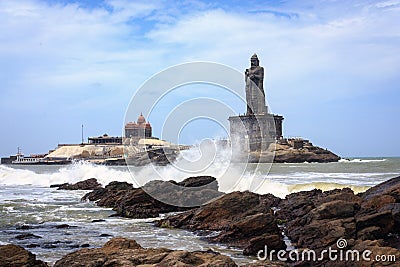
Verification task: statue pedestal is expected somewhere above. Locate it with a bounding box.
[228,113,283,153]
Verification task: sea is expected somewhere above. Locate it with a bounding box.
[0,153,399,266]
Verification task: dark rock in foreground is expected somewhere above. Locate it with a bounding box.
[78,175,400,265]
[53,237,236,267]
[0,244,48,267]
[155,176,400,265]
[156,191,285,255]
[51,178,102,190]
[0,238,278,267]
[275,176,400,266]
[82,176,222,218]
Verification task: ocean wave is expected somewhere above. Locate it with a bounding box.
[339,158,387,163]
[222,178,371,198]
[267,171,399,180]
[287,182,370,195]
[0,163,133,186]
[0,146,397,198]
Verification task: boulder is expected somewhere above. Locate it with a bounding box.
[0,244,48,267]
[273,146,340,163]
[81,176,222,218]
[243,233,286,256]
[361,176,400,201]
[156,191,285,254]
[275,178,400,266]
[53,237,237,267]
[15,233,42,240]
[52,178,102,190]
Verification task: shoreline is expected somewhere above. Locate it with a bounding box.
[0,162,397,266]
[36,176,400,265]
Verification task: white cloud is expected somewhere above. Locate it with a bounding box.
[145,4,400,105]
[0,0,399,156]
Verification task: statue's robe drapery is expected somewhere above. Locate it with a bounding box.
[245,66,266,115]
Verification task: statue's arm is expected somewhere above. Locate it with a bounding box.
[254,67,264,80]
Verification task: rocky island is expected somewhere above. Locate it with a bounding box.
[229,54,340,164]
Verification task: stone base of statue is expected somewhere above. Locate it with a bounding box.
[228,113,283,153]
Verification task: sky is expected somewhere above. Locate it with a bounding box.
[0,0,399,158]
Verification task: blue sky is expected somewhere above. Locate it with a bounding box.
[0,0,399,157]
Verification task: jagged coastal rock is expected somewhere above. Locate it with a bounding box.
[156,191,285,255]
[245,142,341,163]
[153,176,400,265]
[0,237,282,267]
[0,244,48,267]
[17,175,395,266]
[81,176,222,218]
[270,142,340,163]
[274,176,400,266]
[50,178,102,190]
[53,237,237,267]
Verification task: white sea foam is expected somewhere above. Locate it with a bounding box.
[339,158,387,163]
[0,163,133,186]
[0,144,397,197]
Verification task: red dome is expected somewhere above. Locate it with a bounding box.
[137,113,146,124]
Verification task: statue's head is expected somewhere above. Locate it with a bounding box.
[250,54,259,67]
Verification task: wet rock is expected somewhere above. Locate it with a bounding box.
[105,181,134,191]
[361,176,400,201]
[243,233,286,256]
[143,177,223,207]
[0,244,48,267]
[53,237,236,267]
[16,224,37,230]
[50,183,69,188]
[52,178,102,190]
[82,176,222,219]
[176,176,218,189]
[275,177,400,266]
[80,244,90,248]
[276,188,362,250]
[356,211,394,235]
[91,219,106,223]
[357,176,400,237]
[27,244,40,248]
[15,233,42,240]
[156,191,285,254]
[99,234,112,237]
[54,224,78,229]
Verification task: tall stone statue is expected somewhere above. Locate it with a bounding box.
[245,54,267,115]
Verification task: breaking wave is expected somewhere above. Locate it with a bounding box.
[0,164,372,198]
[339,158,387,163]
[0,145,397,198]
[0,163,133,187]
